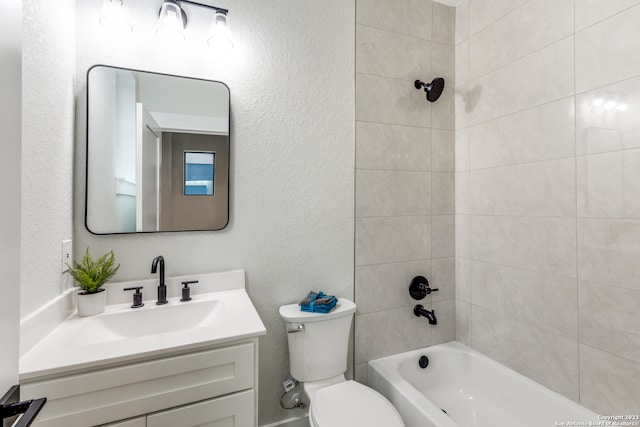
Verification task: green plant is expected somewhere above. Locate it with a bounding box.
[67,248,120,294]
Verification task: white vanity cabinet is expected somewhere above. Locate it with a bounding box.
[21,339,259,427]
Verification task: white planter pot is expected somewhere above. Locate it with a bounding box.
[77,289,106,317]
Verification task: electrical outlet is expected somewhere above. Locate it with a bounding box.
[61,240,72,273]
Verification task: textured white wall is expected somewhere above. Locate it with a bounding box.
[21,0,76,317]
[0,0,22,391]
[74,1,354,425]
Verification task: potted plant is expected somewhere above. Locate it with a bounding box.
[67,248,120,317]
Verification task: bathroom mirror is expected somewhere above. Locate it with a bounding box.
[85,65,229,234]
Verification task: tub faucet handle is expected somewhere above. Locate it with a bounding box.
[409,275,438,300]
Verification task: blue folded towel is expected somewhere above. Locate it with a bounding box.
[299,291,338,313]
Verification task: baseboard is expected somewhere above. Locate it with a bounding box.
[260,415,308,427]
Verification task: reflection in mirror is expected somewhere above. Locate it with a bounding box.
[86,65,229,234]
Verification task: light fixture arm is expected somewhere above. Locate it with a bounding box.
[176,0,228,14]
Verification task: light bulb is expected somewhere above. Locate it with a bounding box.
[99,0,133,34]
[617,103,629,112]
[157,1,186,43]
[208,10,233,51]
[604,100,617,110]
[592,98,604,107]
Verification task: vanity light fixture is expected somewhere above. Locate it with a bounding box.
[156,0,233,50]
[156,0,187,42]
[99,0,133,34]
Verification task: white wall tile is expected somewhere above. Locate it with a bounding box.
[355,306,432,363]
[577,218,640,291]
[431,257,456,301]
[470,97,576,169]
[576,74,640,155]
[455,0,469,45]
[356,170,431,217]
[356,216,431,265]
[470,37,574,125]
[455,171,470,215]
[455,127,470,172]
[356,73,432,127]
[580,344,640,414]
[469,0,574,80]
[470,158,576,217]
[455,256,471,301]
[455,214,470,258]
[356,0,433,40]
[432,172,455,214]
[455,84,471,129]
[432,129,455,172]
[455,40,469,88]
[432,299,456,344]
[577,149,640,218]
[468,0,530,36]
[356,25,432,81]
[472,305,580,401]
[356,121,431,171]
[432,42,455,88]
[432,214,455,258]
[355,260,431,314]
[455,299,471,344]
[575,0,640,32]
[576,4,640,93]
[471,261,578,338]
[579,281,640,362]
[433,2,456,45]
[471,215,577,278]
[432,87,455,130]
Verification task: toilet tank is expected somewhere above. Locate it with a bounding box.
[279,298,356,382]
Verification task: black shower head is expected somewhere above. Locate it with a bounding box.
[414,78,445,102]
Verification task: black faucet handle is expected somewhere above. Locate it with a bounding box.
[409,275,438,300]
[180,280,198,302]
[123,286,144,308]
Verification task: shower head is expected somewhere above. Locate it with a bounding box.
[414,78,445,102]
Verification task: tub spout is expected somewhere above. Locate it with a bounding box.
[414,305,437,325]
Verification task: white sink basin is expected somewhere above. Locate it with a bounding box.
[19,270,267,380]
[96,298,224,339]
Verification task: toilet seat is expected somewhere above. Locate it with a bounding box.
[309,380,404,427]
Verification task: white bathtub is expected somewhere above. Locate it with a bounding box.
[368,341,600,427]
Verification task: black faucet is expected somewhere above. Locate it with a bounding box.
[414,304,437,325]
[151,256,168,305]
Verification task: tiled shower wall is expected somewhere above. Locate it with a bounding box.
[354,0,456,383]
[455,0,640,414]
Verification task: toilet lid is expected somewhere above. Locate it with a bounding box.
[310,381,404,427]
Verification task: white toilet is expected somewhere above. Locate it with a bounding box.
[279,298,405,427]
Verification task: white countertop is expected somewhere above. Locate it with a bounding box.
[20,271,266,381]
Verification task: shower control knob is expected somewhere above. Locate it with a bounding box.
[409,275,438,300]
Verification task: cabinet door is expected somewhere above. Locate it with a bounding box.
[147,390,254,427]
[21,342,254,427]
[100,416,146,427]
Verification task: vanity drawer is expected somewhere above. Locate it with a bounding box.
[147,389,254,427]
[21,342,254,427]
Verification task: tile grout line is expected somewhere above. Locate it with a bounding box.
[573,0,582,404]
